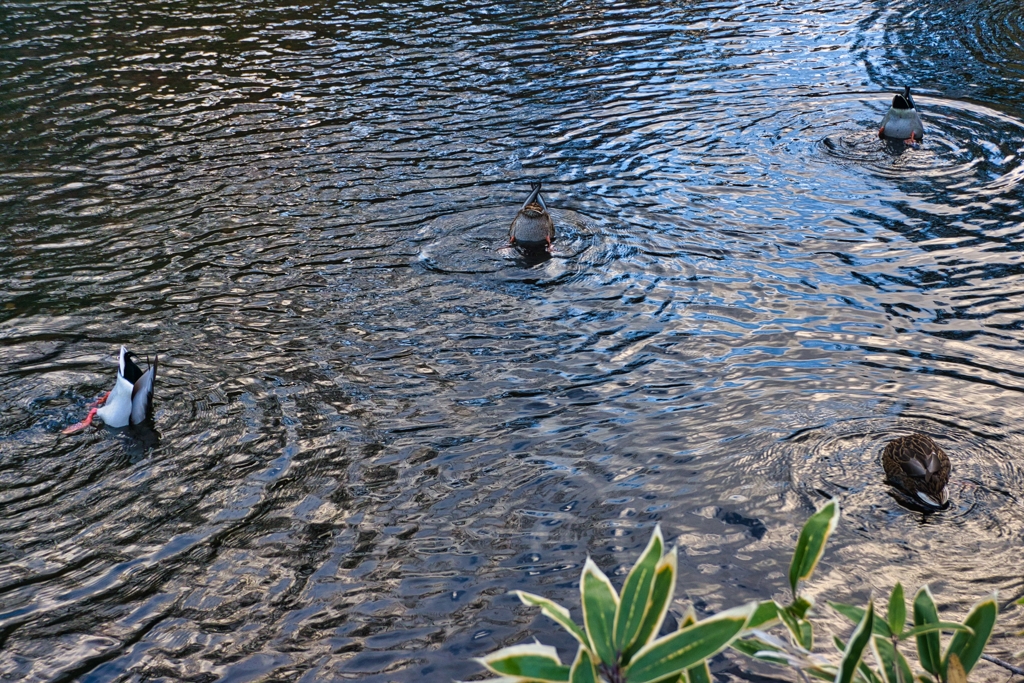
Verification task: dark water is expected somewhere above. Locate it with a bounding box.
[2,1,1024,680]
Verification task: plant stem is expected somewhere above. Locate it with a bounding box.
[981,654,1024,677]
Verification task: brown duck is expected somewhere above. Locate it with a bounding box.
[881,434,950,508]
[508,183,554,253]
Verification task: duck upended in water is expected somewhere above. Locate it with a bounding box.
[63,346,157,434]
[879,86,924,144]
[508,183,554,254]
[881,434,950,508]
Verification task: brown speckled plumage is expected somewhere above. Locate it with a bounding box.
[509,183,554,250]
[881,434,950,508]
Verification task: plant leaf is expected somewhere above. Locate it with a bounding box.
[681,610,713,683]
[791,596,814,620]
[615,526,664,654]
[581,557,620,667]
[569,645,599,683]
[946,653,967,683]
[834,636,883,683]
[836,599,874,683]
[747,600,780,630]
[517,591,588,647]
[479,643,571,681]
[624,603,755,683]
[872,633,913,683]
[912,586,941,676]
[732,636,781,659]
[624,546,677,662]
[888,583,906,638]
[942,595,997,677]
[900,622,973,639]
[780,605,813,650]
[686,658,712,683]
[788,498,840,596]
[829,602,892,638]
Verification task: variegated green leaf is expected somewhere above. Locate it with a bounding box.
[900,622,972,639]
[731,636,780,659]
[623,546,677,662]
[829,602,892,638]
[681,610,713,683]
[888,583,906,638]
[942,595,997,677]
[478,642,570,681]
[913,586,941,676]
[569,645,599,683]
[780,604,812,650]
[625,603,755,683]
[946,653,968,683]
[837,599,874,683]
[747,600,780,630]
[517,591,588,647]
[615,526,664,654]
[872,632,913,683]
[581,557,619,667]
[788,498,839,595]
[833,636,883,683]
[791,596,814,620]
[686,658,712,683]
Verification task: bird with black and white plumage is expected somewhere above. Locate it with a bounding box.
[879,86,925,144]
[63,346,157,433]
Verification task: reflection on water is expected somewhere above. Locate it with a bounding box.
[2,0,1024,680]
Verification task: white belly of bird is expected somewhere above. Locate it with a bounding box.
[95,375,135,428]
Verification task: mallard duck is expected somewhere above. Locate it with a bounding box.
[878,86,924,144]
[63,346,157,433]
[508,182,554,253]
[881,434,950,508]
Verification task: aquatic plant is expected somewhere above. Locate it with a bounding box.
[472,499,1001,683]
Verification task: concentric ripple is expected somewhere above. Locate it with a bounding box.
[819,93,1024,200]
[4,0,1024,681]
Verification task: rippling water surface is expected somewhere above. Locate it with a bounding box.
[3,1,1024,681]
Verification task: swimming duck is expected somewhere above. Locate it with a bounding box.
[881,434,950,508]
[63,346,157,433]
[878,86,924,144]
[508,183,554,253]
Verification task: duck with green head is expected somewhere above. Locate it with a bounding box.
[879,86,925,144]
[881,434,950,508]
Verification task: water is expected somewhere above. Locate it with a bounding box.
[2,1,1024,680]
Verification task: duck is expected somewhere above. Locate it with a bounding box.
[63,346,157,434]
[878,86,924,144]
[508,182,554,254]
[881,434,950,508]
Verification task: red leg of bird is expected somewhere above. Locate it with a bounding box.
[878,126,885,139]
[62,407,98,434]
[904,131,917,145]
[62,390,109,434]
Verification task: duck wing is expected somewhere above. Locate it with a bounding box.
[130,355,157,424]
